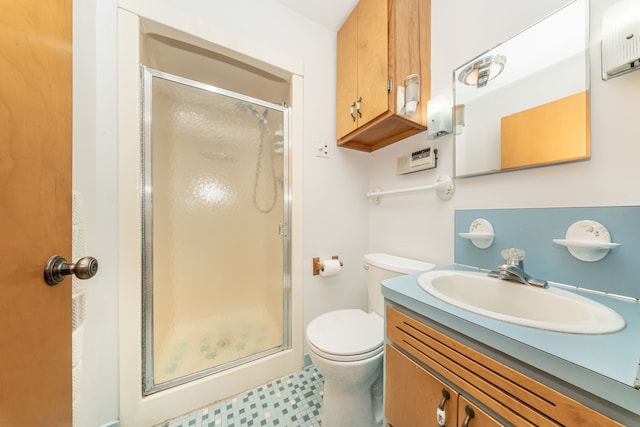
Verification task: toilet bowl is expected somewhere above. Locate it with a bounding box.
[307,309,384,427]
[306,254,435,427]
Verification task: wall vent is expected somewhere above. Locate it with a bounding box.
[601,0,640,80]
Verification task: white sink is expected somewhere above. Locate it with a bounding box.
[418,270,625,334]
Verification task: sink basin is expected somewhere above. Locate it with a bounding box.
[418,270,625,334]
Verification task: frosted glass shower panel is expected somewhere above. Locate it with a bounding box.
[142,68,290,393]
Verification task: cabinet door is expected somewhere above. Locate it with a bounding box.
[336,9,358,140]
[386,345,459,427]
[457,397,503,427]
[357,0,389,127]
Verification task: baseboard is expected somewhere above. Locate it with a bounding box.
[304,353,313,368]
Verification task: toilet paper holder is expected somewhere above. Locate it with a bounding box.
[313,256,343,276]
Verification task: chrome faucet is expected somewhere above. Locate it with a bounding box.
[488,248,548,288]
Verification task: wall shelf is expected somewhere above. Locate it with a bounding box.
[458,218,494,248]
[553,220,620,262]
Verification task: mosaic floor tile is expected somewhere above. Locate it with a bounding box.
[157,366,324,427]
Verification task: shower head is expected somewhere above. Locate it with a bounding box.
[237,102,268,125]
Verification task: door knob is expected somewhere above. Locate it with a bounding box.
[44,255,99,286]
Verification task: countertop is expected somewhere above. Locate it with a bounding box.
[382,265,640,417]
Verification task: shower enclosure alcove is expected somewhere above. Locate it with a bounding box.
[142,66,290,393]
[118,6,303,425]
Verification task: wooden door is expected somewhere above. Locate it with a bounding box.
[385,345,459,427]
[0,0,73,426]
[336,8,359,140]
[356,0,388,126]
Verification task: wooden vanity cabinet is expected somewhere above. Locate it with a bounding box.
[386,345,502,427]
[336,0,431,152]
[385,344,459,427]
[385,306,624,427]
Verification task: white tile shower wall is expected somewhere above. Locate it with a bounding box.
[369,0,640,270]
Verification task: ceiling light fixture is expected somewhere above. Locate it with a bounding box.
[458,55,507,88]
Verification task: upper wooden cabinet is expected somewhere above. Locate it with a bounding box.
[336,0,431,152]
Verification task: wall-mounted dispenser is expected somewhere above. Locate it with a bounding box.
[602,0,640,80]
[427,94,452,139]
[404,74,420,116]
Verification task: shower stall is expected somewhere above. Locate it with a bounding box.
[118,9,303,423]
[141,67,291,394]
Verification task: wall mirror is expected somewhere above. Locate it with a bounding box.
[453,0,590,178]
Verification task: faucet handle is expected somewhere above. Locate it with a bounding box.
[501,248,525,267]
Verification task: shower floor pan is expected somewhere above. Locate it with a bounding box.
[154,310,282,385]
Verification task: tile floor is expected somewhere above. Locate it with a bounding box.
[156,366,324,427]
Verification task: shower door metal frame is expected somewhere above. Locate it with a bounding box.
[140,66,292,395]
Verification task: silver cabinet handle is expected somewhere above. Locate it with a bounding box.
[356,96,362,118]
[350,102,356,121]
[44,255,98,286]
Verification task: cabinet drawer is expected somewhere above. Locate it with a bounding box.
[386,306,623,427]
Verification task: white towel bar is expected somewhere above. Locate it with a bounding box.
[366,175,455,203]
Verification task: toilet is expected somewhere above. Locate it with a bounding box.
[306,253,435,427]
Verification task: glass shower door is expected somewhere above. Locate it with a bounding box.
[141,67,290,394]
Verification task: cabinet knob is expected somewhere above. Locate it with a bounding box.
[356,96,363,118]
[461,405,476,427]
[350,102,356,121]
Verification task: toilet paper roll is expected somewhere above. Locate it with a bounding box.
[320,259,342,277]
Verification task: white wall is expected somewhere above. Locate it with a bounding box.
[369,0,640,266]
[73,0,640,424]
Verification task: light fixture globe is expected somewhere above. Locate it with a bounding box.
[458,54,507,87]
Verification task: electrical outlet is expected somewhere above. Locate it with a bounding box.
[316,143,330,158]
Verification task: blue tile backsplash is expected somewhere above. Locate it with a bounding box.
[455,206,640,299]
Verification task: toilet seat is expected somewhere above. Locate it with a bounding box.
[306,309,383,362]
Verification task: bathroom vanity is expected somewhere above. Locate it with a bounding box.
[382,268,640,426]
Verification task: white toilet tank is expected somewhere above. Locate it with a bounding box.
[364,253,435,316]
